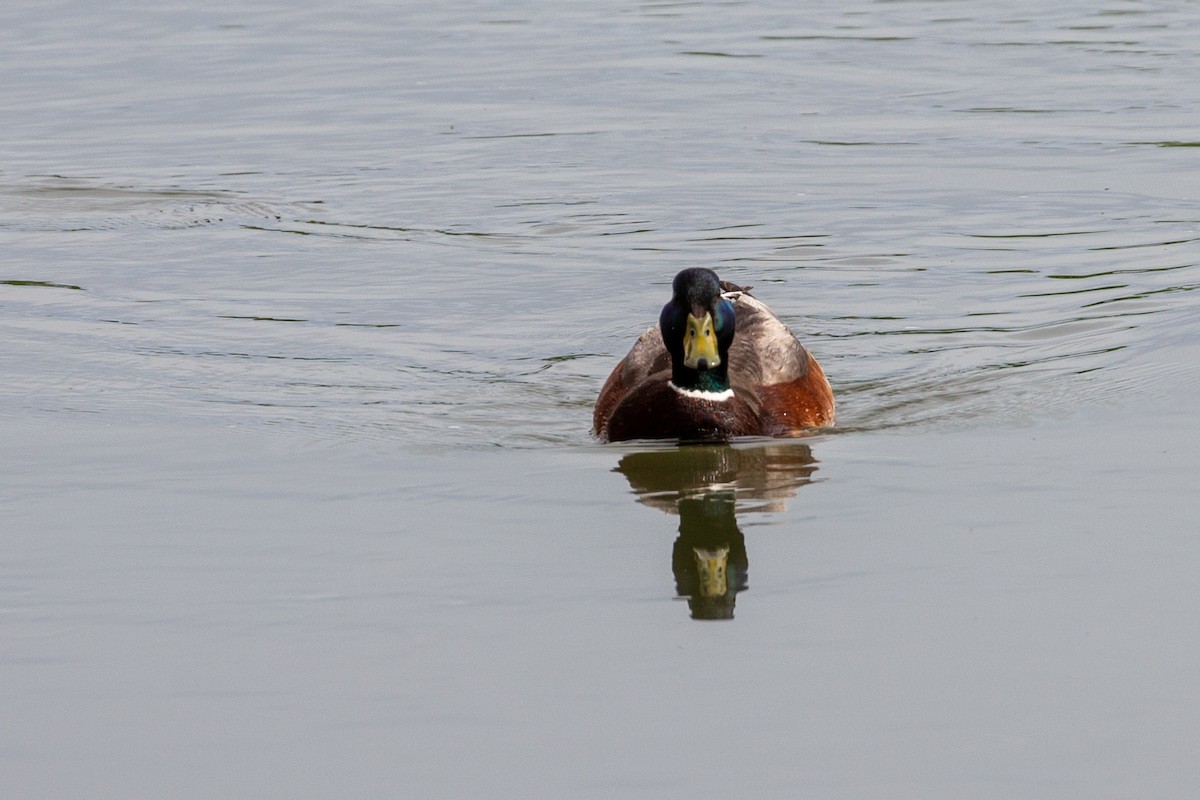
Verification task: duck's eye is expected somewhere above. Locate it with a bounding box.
[714,301,734,332]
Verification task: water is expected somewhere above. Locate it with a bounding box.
[3,1,1199,797]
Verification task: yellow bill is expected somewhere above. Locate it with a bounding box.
[693,545,730,597]
[682,312,721,370]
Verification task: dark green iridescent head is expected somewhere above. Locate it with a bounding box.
[659,268,736,392]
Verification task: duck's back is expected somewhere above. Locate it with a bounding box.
[724,290,813,386]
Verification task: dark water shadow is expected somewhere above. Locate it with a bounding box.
[613,441,818,620]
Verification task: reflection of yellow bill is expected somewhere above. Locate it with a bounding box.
[683,312,720,369]
[693,545,730,597]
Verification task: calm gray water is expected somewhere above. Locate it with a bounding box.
[3,1,1200,797]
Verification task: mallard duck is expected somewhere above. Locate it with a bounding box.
[593,268,834,442]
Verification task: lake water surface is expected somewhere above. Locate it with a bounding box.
[3,1,1199,797]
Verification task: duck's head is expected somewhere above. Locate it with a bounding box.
[659,268,736,393]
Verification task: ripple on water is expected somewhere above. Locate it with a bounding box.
[687,191,1200,436]
[0,177,309,232]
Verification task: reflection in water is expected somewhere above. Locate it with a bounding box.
[615,442,818,620]
[672,493,747,620]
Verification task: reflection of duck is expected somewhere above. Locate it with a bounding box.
[594,268,834,442]
[615,442,818,620]
[615,441,818,514]
[672,493,747,620]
